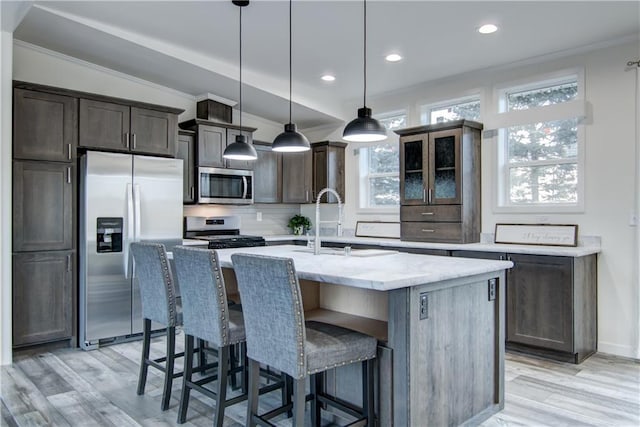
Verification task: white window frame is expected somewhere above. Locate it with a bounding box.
[420,94,481,125]
[355,110,405,214]
[492,68,586,213]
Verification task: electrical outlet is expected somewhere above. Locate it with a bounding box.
[488,278,497,301]
[419,293,429,320]
[256,212,262,222]
[630,212,638,227]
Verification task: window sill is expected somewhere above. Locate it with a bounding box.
[355,208,400,216]
[492,203,584,214]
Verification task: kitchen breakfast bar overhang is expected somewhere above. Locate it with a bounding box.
[212,245,513,426]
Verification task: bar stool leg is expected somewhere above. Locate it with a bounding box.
[292,378,306,427]
[177,335,194,423]
[197,338,206,369]
[310,372,323,426]
[161,326,176,411]
[246,359,260,427]
[214,346,229,427]
[137,318,151,395]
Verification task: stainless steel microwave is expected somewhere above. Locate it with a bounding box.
[198,167,253,204]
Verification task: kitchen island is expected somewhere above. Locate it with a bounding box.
[214,245,513,426]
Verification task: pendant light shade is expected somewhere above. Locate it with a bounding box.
[224,0,257,161]
[343,0,387,143]
[272,0,310,153]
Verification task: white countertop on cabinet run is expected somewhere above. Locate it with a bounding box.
[262,235,600,257]
[214,245,513,291]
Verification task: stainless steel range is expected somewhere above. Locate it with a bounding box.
[184,216,266,249]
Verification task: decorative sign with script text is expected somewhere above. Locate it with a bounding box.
[494,224,578,247]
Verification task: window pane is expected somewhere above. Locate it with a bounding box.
[509,163,577,204]
[430,99,480,123]
[379,114,406,130]
[507,81,577,111]
[507,118,578,163]
[369,176,400,206]
[368,143,399,174]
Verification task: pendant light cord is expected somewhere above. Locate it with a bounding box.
[239,5,243,130]
[289,0,292,123]
[363,0,367,107]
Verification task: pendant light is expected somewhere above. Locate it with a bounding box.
[272,0,310,152]
[224,0,258,161]
[342,0,387,142]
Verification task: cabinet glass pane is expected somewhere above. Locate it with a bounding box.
[433,136,456,199]
[403,140,424,201]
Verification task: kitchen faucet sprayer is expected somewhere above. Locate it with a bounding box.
[314,188,343,255]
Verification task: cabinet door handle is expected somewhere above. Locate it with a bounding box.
[423,188,426,203]
[306,190,309,203]
[66,254,71,272]
[132,133,137,150]
[421,229,435,233]
[428,188,433,204]
[67,144,72,160]
[421,212,434,216]
[66,167,71,184]
[190,187,195,200]
[125,132,130,149]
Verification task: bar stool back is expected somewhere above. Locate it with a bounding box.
[130,242,183,411]
[232,253,377,427]
[172,246,247,426]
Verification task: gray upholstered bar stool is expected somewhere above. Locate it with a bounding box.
[232,253,377,427]
[130,242,184,411]
[172,246,247,426]
[173,246,289,426]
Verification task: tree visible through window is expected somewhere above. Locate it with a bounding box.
[358,112,405,209]
[504,81,579,204]
[430,98,480,123]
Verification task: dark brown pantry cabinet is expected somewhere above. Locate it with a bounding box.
[79,99,178,157]
[451,250,597,363]
[396,120,482,243]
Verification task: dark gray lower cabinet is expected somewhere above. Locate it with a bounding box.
[452,250,597,363]
[13,161,73,252]
[13,251,74,347]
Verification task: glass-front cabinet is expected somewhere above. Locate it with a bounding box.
[396,120,482,243]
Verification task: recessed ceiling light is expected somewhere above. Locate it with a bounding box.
[321,74,336,82]
[385,53,403,62]
[478,24,498,34]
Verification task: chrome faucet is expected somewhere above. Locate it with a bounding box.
[314,188,343,255]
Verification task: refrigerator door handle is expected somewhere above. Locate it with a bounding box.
[124,183,135,278]
[134,184,141,242]
[242,176,248,200]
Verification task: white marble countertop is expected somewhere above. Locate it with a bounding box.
[261,235,600,257]
[213,244,513,291]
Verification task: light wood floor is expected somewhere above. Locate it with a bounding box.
[2,331,639,426]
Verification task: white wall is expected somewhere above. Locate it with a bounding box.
[307,39,640,359]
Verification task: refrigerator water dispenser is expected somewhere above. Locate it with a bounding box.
[97,217,123,253]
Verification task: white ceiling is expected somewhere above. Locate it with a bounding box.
[12,1,640,129]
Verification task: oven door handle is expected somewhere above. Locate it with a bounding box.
[242,176,248,200]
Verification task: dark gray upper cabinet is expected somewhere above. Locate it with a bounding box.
[226,128,254,170]
[130,106,178,156]
[282,149,313,203]
[13,250,74,347]
[80,99,177,157]
[13,88,77,162]
[13,161,73,252]
[177,130,196,203]
[396,120,482,243]
[312,141,346,203]
[253,141,282,203]
[180,119,256,170]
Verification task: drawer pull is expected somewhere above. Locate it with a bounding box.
[421,212,434,216]
[421,229,435,233]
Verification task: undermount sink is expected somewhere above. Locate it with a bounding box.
[293,248,399,257]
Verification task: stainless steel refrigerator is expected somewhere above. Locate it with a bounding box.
[79,151,183,350]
